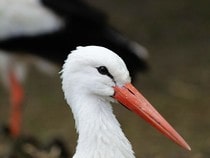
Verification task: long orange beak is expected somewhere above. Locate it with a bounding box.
[113,83,191,151]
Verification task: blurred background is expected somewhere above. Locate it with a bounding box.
[0,0,210,158]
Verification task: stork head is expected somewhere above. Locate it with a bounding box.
[61,45,191,151]
[61,46,130,101]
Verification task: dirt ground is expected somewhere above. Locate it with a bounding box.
[1,0,210,158]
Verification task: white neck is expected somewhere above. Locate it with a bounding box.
[69,95,135,158]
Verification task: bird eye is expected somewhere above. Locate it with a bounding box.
[96,66,114,81]
[97,66,109,75]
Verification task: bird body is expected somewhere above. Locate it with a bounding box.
[0,0,149,77]
[61,46,190,158]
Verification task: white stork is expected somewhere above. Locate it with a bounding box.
[61,46,191,158]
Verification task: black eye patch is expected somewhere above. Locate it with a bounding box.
[96,66,114,80]
[97,66,109,75]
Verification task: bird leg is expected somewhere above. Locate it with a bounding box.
[8,70,24,138]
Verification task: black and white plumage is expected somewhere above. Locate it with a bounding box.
[0,0,149,141]
[0,0,149,78]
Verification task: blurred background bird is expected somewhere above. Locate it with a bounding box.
[0,0,210,158]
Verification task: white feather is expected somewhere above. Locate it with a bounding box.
[61,46,135,158]
[0,0,64,40]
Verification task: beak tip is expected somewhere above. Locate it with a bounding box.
[179,140,191,151]
[186,144,191,151]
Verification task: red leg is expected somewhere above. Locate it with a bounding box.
[9,70,24,138]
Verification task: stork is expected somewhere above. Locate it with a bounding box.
[61,46,191,158]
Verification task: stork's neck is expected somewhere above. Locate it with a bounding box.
[70,95,135,158]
